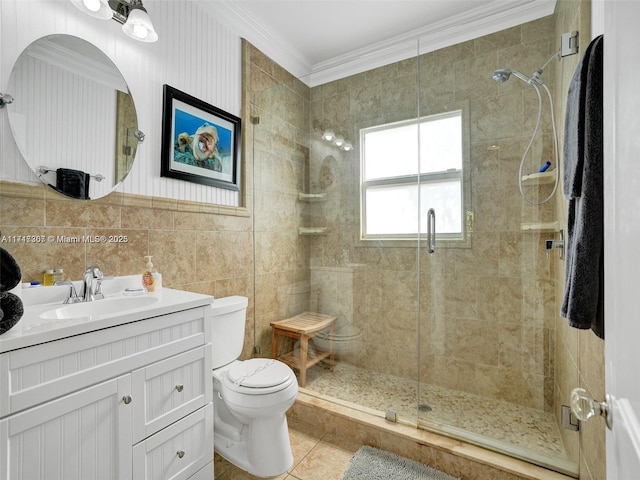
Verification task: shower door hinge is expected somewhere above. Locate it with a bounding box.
[385,409,397,423]
[254,345,261,354]
[561,404,580,431]
[561,31,579,57]
[251,116,260,125]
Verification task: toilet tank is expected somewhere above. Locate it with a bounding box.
[210,295,249,369]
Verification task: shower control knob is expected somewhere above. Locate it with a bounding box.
[570,388,612,429]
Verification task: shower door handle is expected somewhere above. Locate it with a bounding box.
[427,208,436,254]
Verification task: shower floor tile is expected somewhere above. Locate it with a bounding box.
[303,362,568,461]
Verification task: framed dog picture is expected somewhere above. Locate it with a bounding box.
[161,84,241,190]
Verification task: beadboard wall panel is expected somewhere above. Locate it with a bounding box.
[0,0,242,206]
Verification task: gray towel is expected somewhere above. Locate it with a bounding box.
[561,35,604,339]
[0,247,22,292]
[0,291,24,334]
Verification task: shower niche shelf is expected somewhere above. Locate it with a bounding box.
[299,191,328,235]
[522,170,556,185]
[521,221,560,232]
[298,192,327,202]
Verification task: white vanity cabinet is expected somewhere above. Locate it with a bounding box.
[0,302,213,480]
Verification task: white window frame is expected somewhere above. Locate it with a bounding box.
[359,107,471,246]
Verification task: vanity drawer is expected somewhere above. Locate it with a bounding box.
[132,345,212,443]
[1,307,209,417]
[132,403,213,480]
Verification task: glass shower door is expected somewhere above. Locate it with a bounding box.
[415,33,575,474]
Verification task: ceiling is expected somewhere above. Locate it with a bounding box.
[207,0,556,85]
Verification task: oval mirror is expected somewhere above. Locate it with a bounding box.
[5,34,142,200]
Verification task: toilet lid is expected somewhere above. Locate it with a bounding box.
[226,358,292,389]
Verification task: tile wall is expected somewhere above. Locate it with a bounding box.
[306,15,559,411]
[552,2,606,479]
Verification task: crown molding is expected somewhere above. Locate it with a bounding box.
[211,0,556,87]
[208,1,312,79]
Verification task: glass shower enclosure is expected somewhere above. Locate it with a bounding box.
[248,11,578,476]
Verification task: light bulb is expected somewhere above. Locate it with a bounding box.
[70,0,112,19]
[83,0,100,12]
[133,23,148,39]
[334,135,344,147]
[122,6,158,42]
[342,141,353,151]
[322,129,335,141]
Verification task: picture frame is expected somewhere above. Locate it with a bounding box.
[161,84,241,191]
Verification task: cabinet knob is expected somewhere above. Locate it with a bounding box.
[122,395,133,405]
[175,384,184,392]
[176,450,185,459]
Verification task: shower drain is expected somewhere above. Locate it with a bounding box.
[418,403,432,413]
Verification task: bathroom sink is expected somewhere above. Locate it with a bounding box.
[40,295,160,320]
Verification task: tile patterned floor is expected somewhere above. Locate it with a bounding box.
[214,418,359,480]
[303,362,568,461]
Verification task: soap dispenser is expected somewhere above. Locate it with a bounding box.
[142,255,157,292]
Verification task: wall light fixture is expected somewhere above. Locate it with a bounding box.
[322,129,335,142]
[70,0,158,42]
[321,128,353,151]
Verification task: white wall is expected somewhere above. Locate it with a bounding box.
[0,0,242,206]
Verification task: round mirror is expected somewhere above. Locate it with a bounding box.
[6,34,142,200]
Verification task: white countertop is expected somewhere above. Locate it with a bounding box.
[0,276,213,353]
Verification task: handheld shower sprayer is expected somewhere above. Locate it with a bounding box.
[492,68,532,85]
[491,54,561,206]
[492,50,560,87]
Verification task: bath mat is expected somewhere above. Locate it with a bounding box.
[341,446,460,480]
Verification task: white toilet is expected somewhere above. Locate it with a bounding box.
[210,296,298,478]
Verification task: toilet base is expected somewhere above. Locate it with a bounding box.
[214,414,294,478]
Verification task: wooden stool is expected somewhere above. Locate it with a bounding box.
[270,312,337,387]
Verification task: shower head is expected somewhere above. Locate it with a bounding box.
[492,68,532,85]
[492,68,512,83]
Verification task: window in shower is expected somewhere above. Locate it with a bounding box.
[360,109,465,241]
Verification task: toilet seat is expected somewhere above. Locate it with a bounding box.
[224,358,295,395]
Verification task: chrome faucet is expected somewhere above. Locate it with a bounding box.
[81,266,105,302]
[55,280,83,304]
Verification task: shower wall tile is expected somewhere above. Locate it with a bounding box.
[470,142,500,187]
[455,52,500,101]
[470,93,523,141]
[522,278,556,328]
[477,276,523,322]
[444,231,501,276]
[474,25,522,56]
[381,74,420,123]
[444,316,500,366]
[498,232,524,277]
[381,307,418,351]
[521,15,556,45]
[474,185,522,232]
[438,273,478,318]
